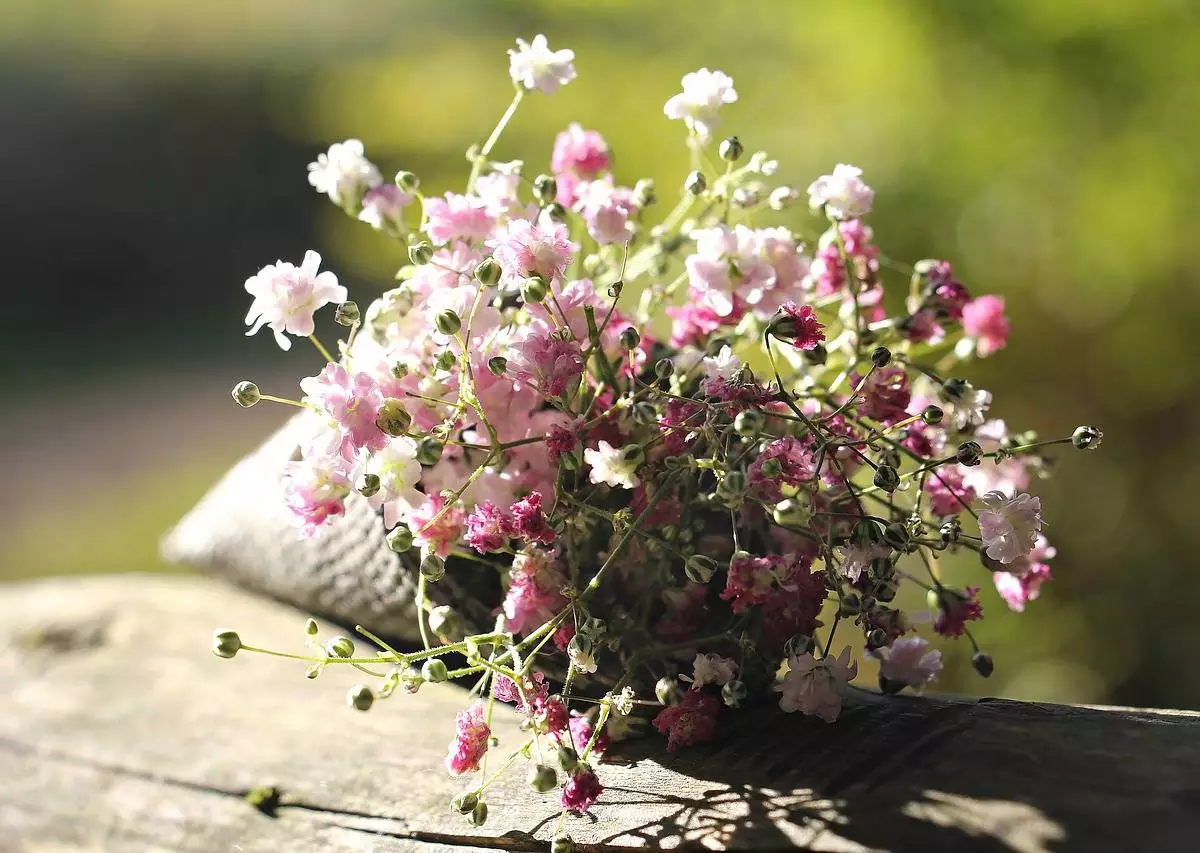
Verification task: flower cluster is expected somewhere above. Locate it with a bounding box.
[216,35,1100,840]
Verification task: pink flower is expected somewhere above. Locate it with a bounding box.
[666,301,732,348]
[491,219,574,286]
[300,363,388,460]
[244,250,346,350]
[961,295,1010,357]
[573,179,635,245]
[409,495,466,559]
[656,583,709,643]
[759,560,826,646]
[659,398,706,454]
[358,184,412,231]
[424,193,494,245]
[561,766,603,813]
[464,501,514,554]
[777,301,825,351]
[689,653,738,690]
[904,309,945,344]
[652,690,720,752]
[507,320,585,398]
[857,366,911,424]
[994,564,1052,612]
[684,225,774,318]
[445,700,490,775]
[837,541,891,584]
[510,491,556,545]
[502,547,568,634]
[568,712,609,756]
[925,261,970,320]
[552,124,610,203]
[924,467,976,517]
[871,636,942,690]
[807,164,874,219]
[748,436,816,501]
[978,491,1043,564]
[721,553,786,612]
[492,671,549,711]
[281,454,352,538]
[545,423,578,460]
[774,648,858,722]
[934,586,984,637]
[535,696,570,735]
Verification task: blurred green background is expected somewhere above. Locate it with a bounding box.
[3,0,1199,709]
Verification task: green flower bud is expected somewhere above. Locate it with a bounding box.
[803,344,828,366]
[633,178,656,208]
[684,554,717,584]
[655,357,675,379]
[922,405,944,425]
[718,136,744,163]
[839,593,862,616]
[940,517,962,544]
[1072,425,1103,450]
[395,170,419,191]
[533,174,558,204]
[852,518,884,546]
[721,679,747,708]
[684,170,707,195]
[231,381,261,408]
[542,202,568,223]
[956,440,983,466]
[760,457,783,479]
[421,658,449,683]
[434,350,457,372]
[655,676,682,706]
[871,345,892,368]
[487,356,508,377]
[427,605,462,641]
[521,275,549,304]
[941,377,967,400]
[468,801,488,827]
[873,464,900,492]
[866,628,889,649]
[528,764,558,793]
[435,309,461,336]
[768,186,800,210]
[451,791,478,814]
[773,497,812,527]
[474,257,502,286]
[784,634,815,657]
[375,398,412,437]
[733,409,764,436]
[620,326,641,350]
[416,438,445,466]
[552,835,576,853]
[304,618,319,636]
[408,241,434,265]
[972,651,995,678]
[334,301,360,327]
[557,745,579,772]
[211,630,241,659]
[387,525,414,553]
[347,684,375,711]
[873,578,899,602]
[326,636,355,659]
[390,361,410,379]
[358,473,381,498]
[420,554,446,583]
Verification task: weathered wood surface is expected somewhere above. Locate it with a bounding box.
[2,575,1199,853]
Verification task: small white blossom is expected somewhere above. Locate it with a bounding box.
[663,68,738,142]
[366,436,425,528]
[870,636,942,690]
[688,653,738,690]
[244,251,346,351]
[307,139,381,207]
[949,385,993,430]
[584,440,640,490]
[807,163,875,219]
[702,345,742,381]
[508,35,576,94]
[568,640,598,674]
[978,490,1044,565]
[837,541,892,583]
[774,647,858,722]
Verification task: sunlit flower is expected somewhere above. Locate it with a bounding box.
[244,251,346,350]
[584,440,640,489]
[509,35,577,94]
[663,68,738,141]
[978,491,1044,564]
[775,648,858,722]
[307,139,381,207]
[807,164,874,219]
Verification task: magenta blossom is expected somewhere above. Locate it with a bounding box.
[961,295,1010,357]
[510,491,556,545]
[561,766,603,813]
[652,690,720,752]
[445,700,490,775]
[300,363,388,460]
[777,301,826,351]
[464,500,514,554]
[507,320,585,398]
[551,124,610,180]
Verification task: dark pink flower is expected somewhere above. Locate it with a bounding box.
[510,491,556,545]
[410,495,466,559]
[924,468,976,517]
[961,295,1010,357]
[925,261,970,320]
[748,436,816,501]
[934,586,984,638]
[464,501,514,554]
[561,766,604,813]
[546,423,578,460]
[502,548,568,634]
[666,301,732,348]
[568,712,609,756]
[777,301,826,351]
[856,366,912,424]
[507,320,585,399]
[652,690,720,752]
[551,124,610,181]
[445,700,490,775]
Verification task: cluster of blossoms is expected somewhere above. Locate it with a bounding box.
[215,35,1100,843]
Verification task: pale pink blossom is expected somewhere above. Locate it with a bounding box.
[807,164,874,219]
[871,636,942,690]
[307,139,381,207]
[978,491,1044,565]
[689,653,738,690]
[508,35,576,94]
[685,225,775,318]
[358,184,412,231]
[774,647,858,722]
[994,563,1052,612]
[663,68,738,141]
[244,251,346,350]
[573,179,635,245]
[961,295,1010,357]
[502,547,568,634]
[424,193,494,245]
[281,454,353,538]
[300,363,388,460]
[409,494,466,559]
[837,541,892,584]
[445,700,490,775]
[490,218,574,287]
[506,320,584,398]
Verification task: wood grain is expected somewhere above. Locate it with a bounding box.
[2,574,1198,852]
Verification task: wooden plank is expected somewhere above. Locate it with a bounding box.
[1,574,1198,852]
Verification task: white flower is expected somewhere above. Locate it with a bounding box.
[307,139,381,207]
[568,639,598,674]
[870,637,942,690]
[949,385,992,430]
[807,164,875,219]
[358,185,412,231]
[508,35,576,94]
[366,436,425,528]
[837,541,892,583]
[663,68,738,141]
[702,345,742,381]
[774,647,858,722]
[244,250,347,351]
[978,490,1044,564]
[689,653,738,690]
[583,440,640,490]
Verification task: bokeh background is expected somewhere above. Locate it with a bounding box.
[3,0,1199,709]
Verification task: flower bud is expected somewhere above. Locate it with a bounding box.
[773,497,812,527]
[871,346,892,368]
[866,628,889,650]
[326,635,355,659]
[304,618,319,636]
[211,630,242,659]
[375,398,412,437]
[347,684,375,711]
[533,174,558,204]
[417,438,445,466]
[334,301,360,327]
[803,344,828,366]
[852,518,884,546]
[435,309,462,336]
[1072,425,1103,450]
[721,679,748,708]
[621,444,646,468]
[784,634,815,657]
[873,578,899,602]
[718,136,744,163]
[487,356,508,377]
[391,362,410,379]
[873,464,900,492]
[619,326,641,350]
[451,791,478,814]
[655,676,682,706]
[768,186,800,210]
[421,658,449,683]
[922,405,944,425]
[395,170,419,191]
[468,801,488,827]
[939,517,962,544]
[882,522,909,549]
[528,764,558,793]
[358,473,381,498]
[542,202,568,223]
[552,835,576,853]
[427,605,462,641]
[717,470,747,506]
[633,178,656,208]
[684,555,717,584]
[655,357,675,379]
[408,241,434,265]
[474,256,502,286]
[972,651,995,678]
[684,170,707,195]
[231,381,261,408]
[521,275,549,304]
[387,525,414,553]
[733,409,764,436]
[420,554,446,583]
[956,441,983,466]
[839,593,862,616]
[434,351,457,372]
[557,745,579,772]
[941,377,967,400]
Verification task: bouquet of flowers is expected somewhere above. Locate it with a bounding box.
[211,34,1100,842]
